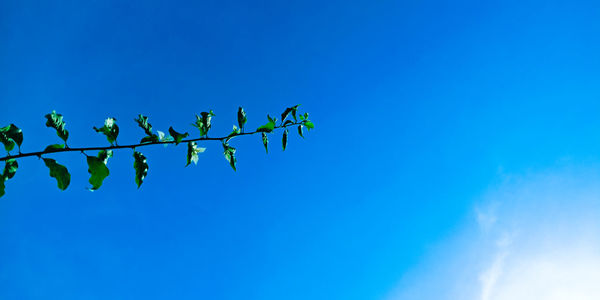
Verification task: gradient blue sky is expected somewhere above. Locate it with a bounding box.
[1,1,600,299]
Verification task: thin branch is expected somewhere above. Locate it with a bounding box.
[0,122,303,162]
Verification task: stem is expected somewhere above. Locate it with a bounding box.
[0,122,302,162]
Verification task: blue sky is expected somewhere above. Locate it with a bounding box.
[1,0,600,299]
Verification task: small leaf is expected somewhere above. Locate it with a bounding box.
[262,132,268,154]
[228,125,241,138]
[291,105,300,122]
[256,122,275,133]
[0,124,23,151]
[237,107,247,130]
[267,114,277,124]
[0,175,5,198]
[297,125,304,138]
[304,120,315,130]
[44,144,65,152]
[282,129,288,151]
[0,132,15,152]
[283,120,294,126]
[222,142,237,171]
[140,135,159,143]
[134,114,154,136]
[169,127,189,145]
[43,158,70,190]
[94,118,119,145]
[87,150,112,191]
[192,111,215,137]
[45,111,69,142]
[3,159,18,180]
[157,131,166,141]
[281,107,293,122]
[186,141,206,167]
[133,151,148,189]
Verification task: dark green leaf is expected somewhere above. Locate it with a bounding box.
[43,158,70,190]
[298,125,304,138]
[281,107,293,122]
[256,122,275,133]
[140,135,159,143]
[282,129,288,151]
[87,150,112,191]
[222,142,236,171]
[304,120,315,130]
[0,175,5,198]
[186,141,205,167]
[237,107,247,130]
[133,151,148,188]
[3,159,18,180]
[168,127,189,145]
[291,105,300,122]
[0,124,23,151]
[44,144,65,152]
[94,118,119,145]
[45,111,69,142]
[0,132,15,152]
[262,132,268,154]
[134,114,154,136]
[283,120,294,126]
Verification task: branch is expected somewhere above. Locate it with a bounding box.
[0,122,301,162]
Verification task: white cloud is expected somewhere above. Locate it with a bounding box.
[386,166,600,300]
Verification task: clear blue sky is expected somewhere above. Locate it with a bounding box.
[1,1,600,299]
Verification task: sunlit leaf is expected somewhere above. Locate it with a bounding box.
[43,158,70,190]
[134,114,154,136]
[94,118,119,145]
[297,125,304,138]
[45,111,69,142]
[262,132,268,154]
[186,141,206,166]
[304,120,314,130]
[3,159,18,180]
[87,150,112,190]
[133,151,148,188]
[192,110,215,137]
[222,142,236,171]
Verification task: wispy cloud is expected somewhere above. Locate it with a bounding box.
[386,165,600,300]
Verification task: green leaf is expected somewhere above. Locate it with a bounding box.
[186,141,206,167]
[168,127,189,145]
[43,158,70,190]
[0,132,15,152]
[0,124,23,151]
[304,120,315,130]
[297,125,304,138]
[45,111,69,142]
[262,132,268,154]
[222,142,237,171]
[3,159,18,180]
[228,125,241,138]
[133,151,148,188]
[134,114,154,136]
[257,115,277,133]
[0,175,5,198]
[291,105,300,122]
[44,144,65,152]
[238,107,247,130]
[192,110,215,136]
[140,135,159,143]
[94,118,119,145]
[87,150,112,191]
[283,120,293,126]
[281,107,293,122]
[282,129,288,151]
